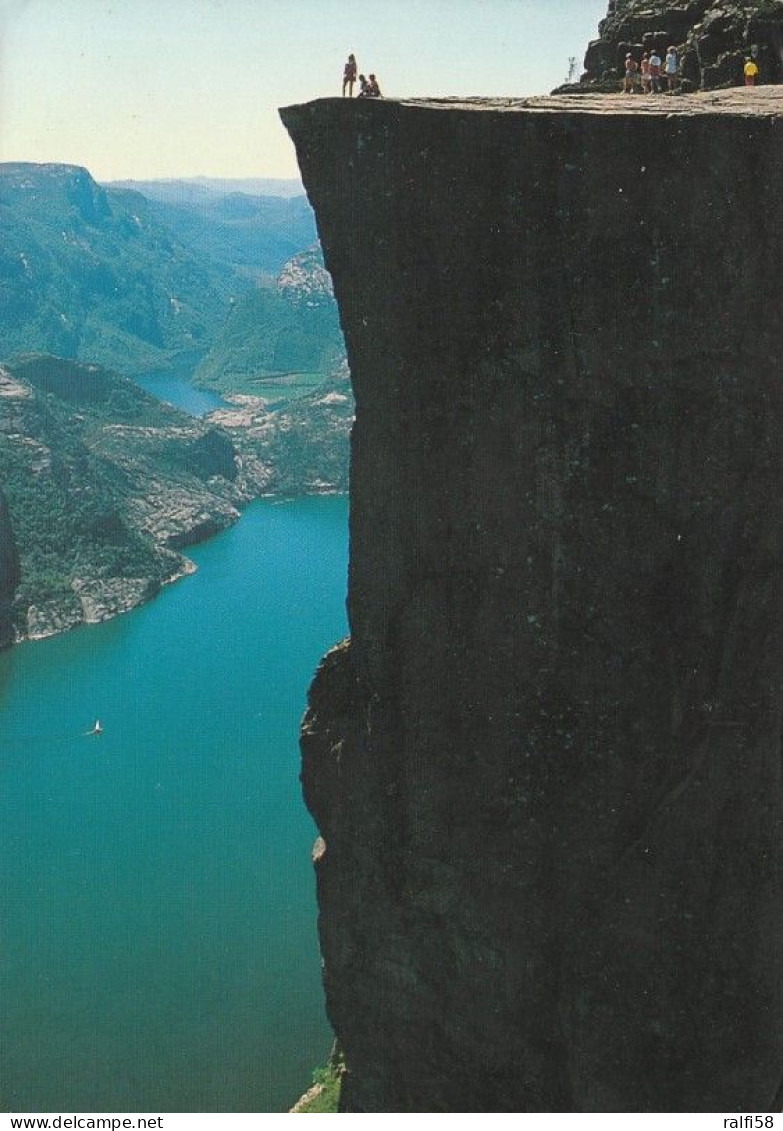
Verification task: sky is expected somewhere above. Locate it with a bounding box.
[0,0,607,181]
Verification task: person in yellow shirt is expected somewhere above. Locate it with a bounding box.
[744,57,759,86]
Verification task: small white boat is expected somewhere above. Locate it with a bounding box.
[88,719,102,736]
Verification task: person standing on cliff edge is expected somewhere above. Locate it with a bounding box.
[649,49,662,92]
[343,53,357,96]
[623,53,638,93]
[744,56,759,86]
[640,52,652,93]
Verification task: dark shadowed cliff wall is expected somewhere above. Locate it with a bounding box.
[282,91,783,1112]
[0,487,20,647]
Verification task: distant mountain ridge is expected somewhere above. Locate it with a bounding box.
[0,164,351,640]
[0,162,233,378]
[0,163,334,389]
[109,176,305,200]
[107,177,318,283]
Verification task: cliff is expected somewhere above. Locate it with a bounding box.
[577,0,783,91]
[282,90,783,1112]
[0,487,20,647]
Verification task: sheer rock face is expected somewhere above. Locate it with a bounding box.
[283,93,783,1112]
[0,488,20,648]
[580,0,783,90]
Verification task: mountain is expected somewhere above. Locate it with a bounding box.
[0,162,234,378]
[206,362,353,495]
[109,177,305,201]
[194,246,346,397]
[0,350,352,642]
[0,354,264,641]
[107,178,317,281]
[0,163,338,399]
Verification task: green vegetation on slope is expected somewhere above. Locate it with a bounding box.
[0,163,234,378]
[108,179,318,283]
[0,350,353,641]
[0,166,353,638]
[206,363,354,495]
[291,1063,342,1113]
[195,247,345,397]
[0,164,346,413]
[0,354,252,639]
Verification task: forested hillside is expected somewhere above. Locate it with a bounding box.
[0,354,257,640]
[109,178,317,282]
[0,163,233,378]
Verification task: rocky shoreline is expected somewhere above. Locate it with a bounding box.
[0,354,352,649]
[204,364,353,496]
[17,555,198,644]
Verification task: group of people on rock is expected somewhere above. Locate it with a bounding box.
[342,54,382,98]
[622,44,764,93]
[622,46,680,93]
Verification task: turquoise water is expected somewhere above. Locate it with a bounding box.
[133,376,225,417]
[0,497,348,1113]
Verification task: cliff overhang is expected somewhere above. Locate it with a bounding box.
[283,92,783,1112]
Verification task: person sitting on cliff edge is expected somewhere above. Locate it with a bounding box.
[366,73,382,97]
[357,73,371,97]
[342,53,358,96]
